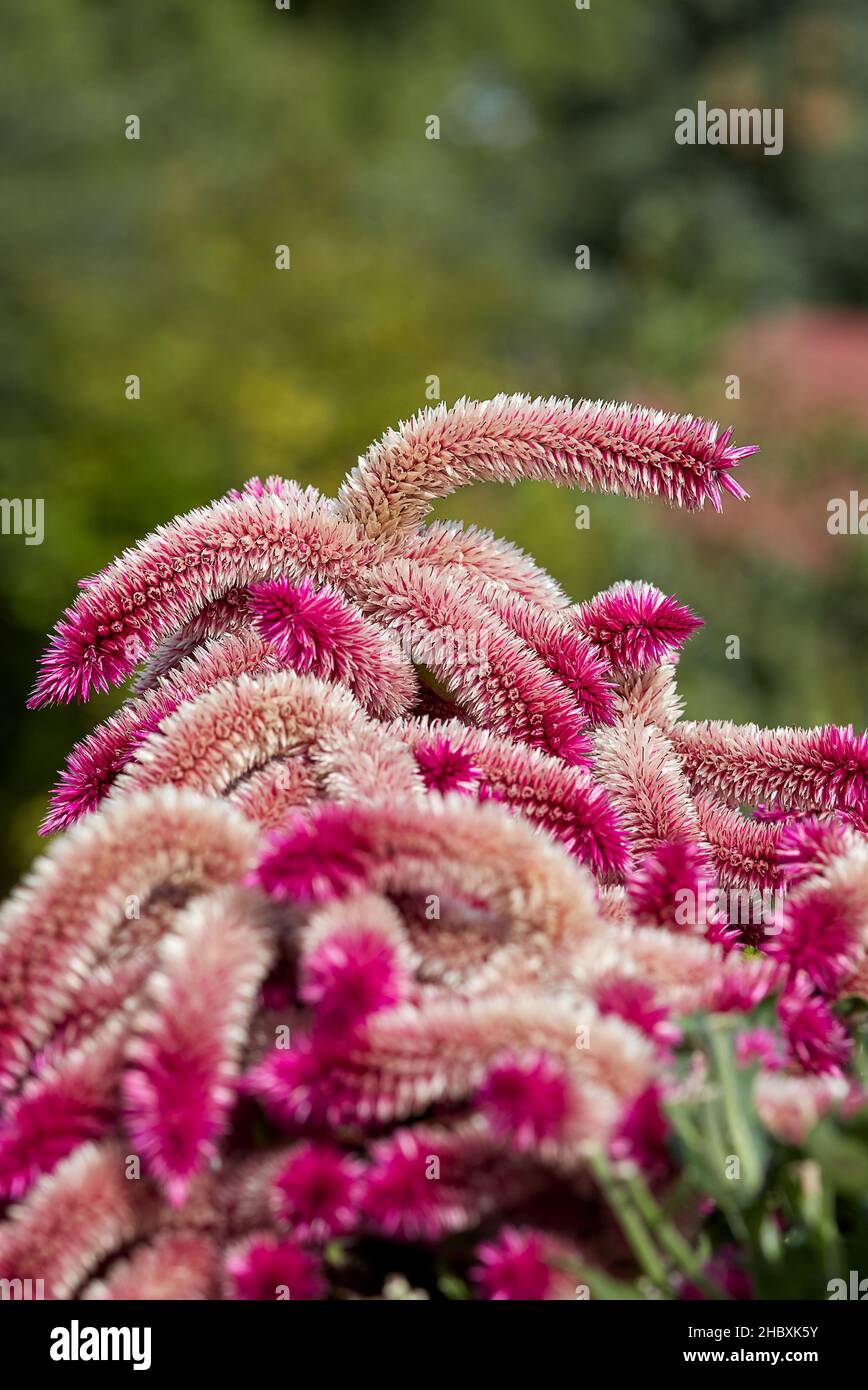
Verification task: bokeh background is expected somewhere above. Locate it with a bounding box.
[1,0,867,889]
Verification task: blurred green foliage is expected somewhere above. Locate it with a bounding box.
[1,0,867,886]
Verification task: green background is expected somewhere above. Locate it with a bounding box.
[1,0,867,888]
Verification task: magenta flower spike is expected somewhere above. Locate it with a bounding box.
[122,890,273,1206]
[570,581,703,674]
[400,718,629,879]
[673,720,868,813]
[247,576,417,720]
[29,490,383,708]
[473,1227,583,1301]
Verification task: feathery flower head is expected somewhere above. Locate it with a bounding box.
[252,805,376,904]
[626,840,713,932]
[767,884,861,996]
[414,734,482,795]
[224,1234,325,1301]
[473,1227,577,1301]
[778,974,852,1076]
[338,396,755,540]
[571,581,703,673]
[609,1083,674,1180]
[735,1028,786,1073]
[300,924,411,1033]
[594,978,682,1054]
[776,817,850,887]
[705,953,782,1014]
[478,1052,571,1149]
[247,576,415,719]
[273,1144,363,1243]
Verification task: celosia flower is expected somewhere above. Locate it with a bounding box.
[224,1234,324,1300]
[570,581,703,673]
[247,576,416,719]
[253,803,377,904]
[609,1084,674,1180]
[122,890,273,1205]
[593,715,701,856]
[473,1227,579,1301]
[778,975,852,1076]
[695,794,784,892]
[594,977,682,1054]
[338,395,754,538]
[766,883,861,996]
[361,560,591,764]
[404,720,628,879]
[776,816,850,887]
[300,921,411,1033]
[478,1052,572,1148]
[273,1144,363,1243]
[7,392,866,1303]
[673,721,868,813]
[626,840,713,932]
[413,733,482,794]
[358,1123,540,1241]
[735,1028,786,1072]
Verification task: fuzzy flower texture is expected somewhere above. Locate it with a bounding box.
[1,395,866,1300]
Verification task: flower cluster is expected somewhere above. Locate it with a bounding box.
[1,395,864,1300]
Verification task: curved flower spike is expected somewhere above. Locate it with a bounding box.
[249,996,653,1133]
[398,718,628,880]
[0,1015,126,1200]
[0,789,258,1096]
[694,793,784,891]
[122,889,274,1206]
[570,581,703,674]
[30,490,382,708]
[767,840,868,997]
[614,662,685,731]
[0,1142,162,1300]
[358,1120,544,1241]
[401,520,569,609]
[776,816,853,888]
[247,576,417,720]
[299,893,417,1036]
[338,394,755,538]
[672,720,868,813]
[481,587,618,726]
[42,628,279,833]
[132,589,253,693]
[359,560,591,764]
[82,1230,218,1301]
[593,714,703,859]
[626,839,714,932]
[110,672,421,808]
[251,795,603,967]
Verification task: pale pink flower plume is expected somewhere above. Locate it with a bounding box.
[338,395,754,539]
[122,890,273,1205]
[673,720,868,813]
